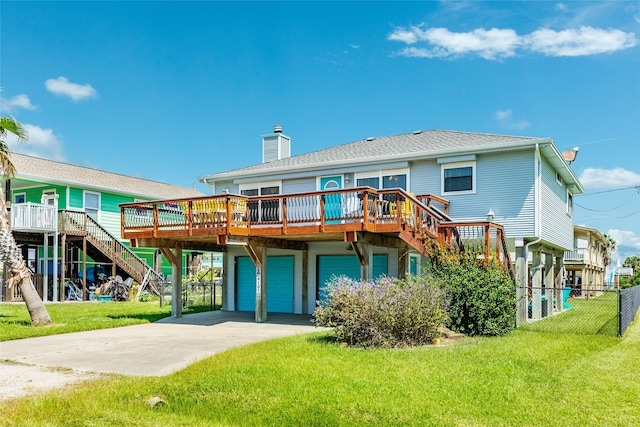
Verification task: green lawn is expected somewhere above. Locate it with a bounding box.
[519,291,619,336]
[2,310,639,426]
[0,300,218,342]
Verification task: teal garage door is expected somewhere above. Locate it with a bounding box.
[317,254,387,301]
[236,256,295,313]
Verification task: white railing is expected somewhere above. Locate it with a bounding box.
[564,248,606,267]
[10,203,57,232]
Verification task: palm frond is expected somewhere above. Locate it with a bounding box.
[0,116,28,177]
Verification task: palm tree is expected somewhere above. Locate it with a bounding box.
[0,116,52,325]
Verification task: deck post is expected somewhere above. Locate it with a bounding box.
[544,252,554,316]
[555,255,564,311]
[255,247,267,323]
[531,250,542,320]
[160,247,183,318]
[515,244,527,325]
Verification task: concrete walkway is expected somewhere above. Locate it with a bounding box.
[1,311,319,376]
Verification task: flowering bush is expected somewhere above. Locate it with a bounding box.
[312,275,448,348]
[424,245,517,337]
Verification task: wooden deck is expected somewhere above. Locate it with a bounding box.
[121,187,514,279]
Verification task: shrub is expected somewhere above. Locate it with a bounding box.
[312,275,448,348]
[424,244,516,336]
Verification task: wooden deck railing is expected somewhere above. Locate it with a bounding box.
[121,188,514,278]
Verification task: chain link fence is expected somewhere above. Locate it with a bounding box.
[517,286,640,337]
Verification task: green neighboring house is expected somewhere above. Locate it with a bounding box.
[2,153,204,302]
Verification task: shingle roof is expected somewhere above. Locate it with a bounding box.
[11,153,204,199]
[200,129,547,180]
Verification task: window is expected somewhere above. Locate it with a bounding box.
[383,174,406,190]
[84,191,100,221]
[42,190,57,206]
[14,193,26,204]
[356,177,379,189]
[239,182,281,222]
[355,170,408,191]
[567,191,573,216]
[556,171,563,185]
[442,162,475,194]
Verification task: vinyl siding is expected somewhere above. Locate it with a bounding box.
[410,159,441,194]
[99,211,123,239]
[16,183,68,208]
[101,192,135,214]
[69,187,83,209]
[540,156,573,250]
[283,177,316,194]
[410,151,535,238]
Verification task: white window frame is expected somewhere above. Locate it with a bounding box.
[42,190,57,206]
[354,168,409,191]
[14,192,26,204]
[83,191,101,221]
[441,161,476,195]
[238,180,281,196]
[567,191,574,217]
[555,171,563,186]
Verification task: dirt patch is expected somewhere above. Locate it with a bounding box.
[0,361,103,402]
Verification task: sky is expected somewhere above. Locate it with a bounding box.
[1,1,639,262]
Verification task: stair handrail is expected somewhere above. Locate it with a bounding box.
[59,210,163,285]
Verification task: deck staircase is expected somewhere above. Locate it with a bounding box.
[59,210,163,292]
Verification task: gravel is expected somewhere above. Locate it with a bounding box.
[0,362,103,402]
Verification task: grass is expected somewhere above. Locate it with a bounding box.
[0,300,218,342]
[2,315,639,425]
[519,291,619,336]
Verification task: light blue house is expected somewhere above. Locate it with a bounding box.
[123,126,583,323]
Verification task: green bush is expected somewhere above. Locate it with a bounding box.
[424,246,516,336]
[312,275,448,348]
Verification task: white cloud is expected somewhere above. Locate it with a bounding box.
[388,25,637,60]
[0,94,37,114]
[608,229,640,251]
[389,26,520,60]
[5,123,66,162]
[579,167,640,189]
[45,76,97,101]
[493,109,530,130]
[556,3,568,12]
[525,26,637,57]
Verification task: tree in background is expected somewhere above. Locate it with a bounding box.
[0,116,52,325]
[620,256,640,289]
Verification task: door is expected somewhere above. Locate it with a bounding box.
[236,256,295,313]
[320,176,342,223]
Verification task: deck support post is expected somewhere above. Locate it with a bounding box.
[531,250,542,320]
[161,247,183,318]
[59,234,67,301]
[544,252,554,316]
[555,255,564,311]
[302,249,308,314]
[252,246,267,323]
[515,244,527,325]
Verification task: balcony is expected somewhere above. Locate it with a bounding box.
[121,187,514,281]
[10,202,57,233]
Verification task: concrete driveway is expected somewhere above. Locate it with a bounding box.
[1,311,319,376]
[0,311,321,401]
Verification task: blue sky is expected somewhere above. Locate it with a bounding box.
[1,1,639,261]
